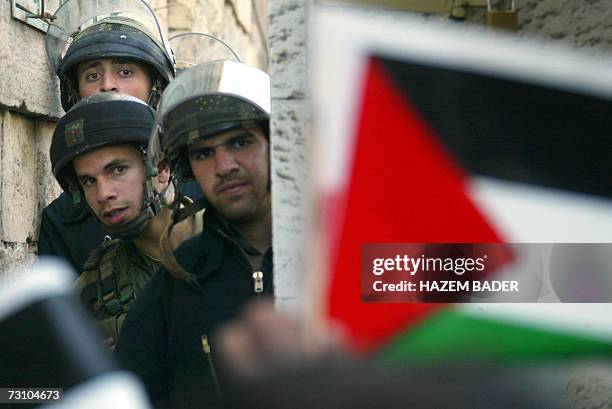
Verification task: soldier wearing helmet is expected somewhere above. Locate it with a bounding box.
[50,93,200,348]
[115,60,273,408]
[46,0,175,111]
[39,0,177,275]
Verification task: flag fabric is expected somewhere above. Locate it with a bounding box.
[311,8,612,360]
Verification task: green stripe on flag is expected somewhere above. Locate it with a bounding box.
[378,309,612,364]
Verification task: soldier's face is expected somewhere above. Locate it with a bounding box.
[73,144,145,227]
[188,127,271,226]
[76,58,152,103]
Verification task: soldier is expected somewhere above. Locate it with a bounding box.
[49,93,201,348]
[39,0,176,274]
[115,60,273,408]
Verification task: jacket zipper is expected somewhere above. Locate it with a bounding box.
[217,228,265,297]
[253,271,264,299]
[201,335,222,398]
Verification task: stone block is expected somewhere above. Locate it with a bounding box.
[168,0,193,32]
[167,0,224,35]
[221,3,267,70]
[269,0,306,99]
[34,119,62,241]
[0,242,37,288]
[191,0,225,37]
[0,111,38,243]
[227,0,252,34]
[518,0,612,53]
[0,0,62,119]
[271,99,307,303]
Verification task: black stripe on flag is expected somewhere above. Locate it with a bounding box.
[379,56,612,199]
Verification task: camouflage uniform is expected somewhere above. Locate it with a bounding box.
[73,238,160,341]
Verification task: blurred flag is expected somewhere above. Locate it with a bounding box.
[309,7,612,359]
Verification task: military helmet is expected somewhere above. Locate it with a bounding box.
[51,93,163,240]
[45,0,176,111]
[149,59,270,182]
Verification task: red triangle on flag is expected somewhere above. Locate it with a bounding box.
[323,58,508,354]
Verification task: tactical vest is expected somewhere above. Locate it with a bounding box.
[74,237,160,341]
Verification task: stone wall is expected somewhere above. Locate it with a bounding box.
[0,0,62,284]
[151,0,268,69]
[269,0,307,306]
[0,0,268,284]
[268,0,612,306]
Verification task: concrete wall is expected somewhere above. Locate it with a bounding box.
[0,0,267,285]
[268,0,612,306]
[269,0,307,306]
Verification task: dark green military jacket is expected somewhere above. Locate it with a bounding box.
[74,238,160,341]
[115,209,273,409]
[38,192,108,273]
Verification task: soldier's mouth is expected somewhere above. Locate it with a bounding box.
[217,181,248,197]
[102,207,129,225]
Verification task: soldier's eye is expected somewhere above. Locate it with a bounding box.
[230,136,252,150]
[80,177,95,187]
[118,69,133,77]
[85,72,100,81]
[112,166,127,175]
[191,148,213,160]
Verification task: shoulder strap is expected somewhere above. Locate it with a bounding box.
[74,236,119,303]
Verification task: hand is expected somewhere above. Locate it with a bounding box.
[214,299,346,381]
[102,336,116,351]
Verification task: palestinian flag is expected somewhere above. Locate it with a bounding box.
[310,8,612,361]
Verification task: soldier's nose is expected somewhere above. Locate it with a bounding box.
[215,150,239,177]
[96,180,117,202]
[100,75,119,93]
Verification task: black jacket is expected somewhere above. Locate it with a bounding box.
[38,192,108,273]
[115,209,273,409]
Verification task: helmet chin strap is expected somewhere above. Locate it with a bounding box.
[158,172,208,289]
[63,75,81,112]
[166,170,210,231]
[147,78,163,109]
[105,206,154,240]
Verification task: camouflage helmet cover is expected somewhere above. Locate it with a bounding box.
[149,59,271,180]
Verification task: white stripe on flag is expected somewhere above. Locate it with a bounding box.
[469,176,612,243]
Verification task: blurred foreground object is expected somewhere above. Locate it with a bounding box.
[0,258,150,408]
[308,5,612,363]
[216,301,566,409]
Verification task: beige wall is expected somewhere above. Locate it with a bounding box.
[151,0,268,70]
[0,0,268,284]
